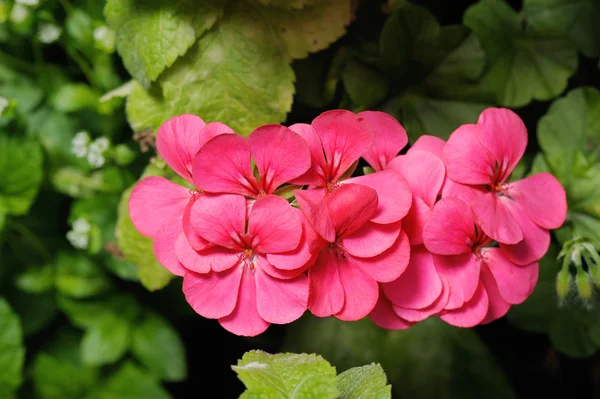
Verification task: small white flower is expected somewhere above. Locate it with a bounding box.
[87,151,105,168]
[38,22,62,44]
[91,137,110,152]
[66,230,89,249]
[0,96,9,116]
[71,131,90,158]
[10,3,29,23]
[72,217,91,234]
[16,0,39,5]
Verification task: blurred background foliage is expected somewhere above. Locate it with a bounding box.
[0,0,599,398]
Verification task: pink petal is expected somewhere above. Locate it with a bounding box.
[182,268,242,319]
[182,195,211,251]
[348,230,410,283]
[255,268,308,324]
[190,194,246,250]
[440,281,489,328]
[198,121,235,148]
[441,179,486,204]
[219,266,270,337]
[476,108,527,182]
[402,196,431,246]
[335,260,379,321]
[393,274,450,322]
[423,198,475,255]
[128,176,190,238]
[312,109,374,180]
[479,264,511,324]
[249,124,311,194]
[442,124,495,186]
[471,193,523,244]
[259,254,312,280]
[288,123,327,186]
[192,134,259,197]
[267,210,322,271]
[327,184,378,239]
[432,253,480,310]
[359,110,408,171]
[387,151,445,207]
[295,188,335,242]
[382,247,442,309]
[308,250,345,317]
[346,170,412,224]
[153,220,186,276]
[408,135,445,157]
[186,245,240,273]
[343,221,401,258]
[175,233,210,274]
[156,114,206,183]
[501,202,550,265]
[483,248,539,305]
[369,290,414,330]
[508,173,567,229]
[248,195,302,254]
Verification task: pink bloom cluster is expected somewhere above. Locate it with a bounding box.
[129,108,567,336]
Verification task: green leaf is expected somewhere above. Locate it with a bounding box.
[337,363,391,399]
[81,313,131,366]
[15,264,55,294]
[284,316,515,399]
[255,0,352,60]
[525,0,600,57]
[59,294,141,330]
[104,0,224,88]
[0,299,25,397]
[464,0,578,107]
[342,59,388,109]
[131,313,186,382]
[32,353,99,399]
[0,134,43,215]
[115,184,174,291]
[255,0,318,8]
[55,252,111,298]
[548,310,598,358]
[233,350,339,399]
[50,83,100,113]
[378,5,490,140]
[86,362,172,399]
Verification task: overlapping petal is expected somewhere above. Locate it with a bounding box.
[423,198,475,255]
[359,110,408,171]
[509,173,567,229]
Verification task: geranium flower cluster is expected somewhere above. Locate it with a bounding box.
[129,108,567,336]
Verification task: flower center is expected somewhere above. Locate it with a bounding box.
[326,179,340,193]
[329,241,346,259]
[239,248,257,270]
[493,182,509,196]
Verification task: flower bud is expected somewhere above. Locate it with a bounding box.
[576,267,593,303]
[556,268,571,301]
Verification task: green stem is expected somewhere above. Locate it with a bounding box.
[64,44,99,88]
[0,49,36,75]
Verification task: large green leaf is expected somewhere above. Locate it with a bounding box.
[284,316,515,399]
[86,362,172,399]
[233,350,339,398]
[131,313,186,382]
[0,299,25,397]
[464,0,578,107]
[377,5,490,140]
[126,0,351,136]
[59,294,140,330]
[55,252,111,299]
[104,0,224,88]
[81,313,131,366]
[337,364,391,399]
[0,134,43,216]
[32,353,99,399]
[525,0,600,57]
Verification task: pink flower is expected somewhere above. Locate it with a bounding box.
[442,108,567,265]
[128,114,233,275]
[293,110,412,241]
[423,197,539,327]
[305,184,410,321]
[192,124,311,198]
[183,194,311,336]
